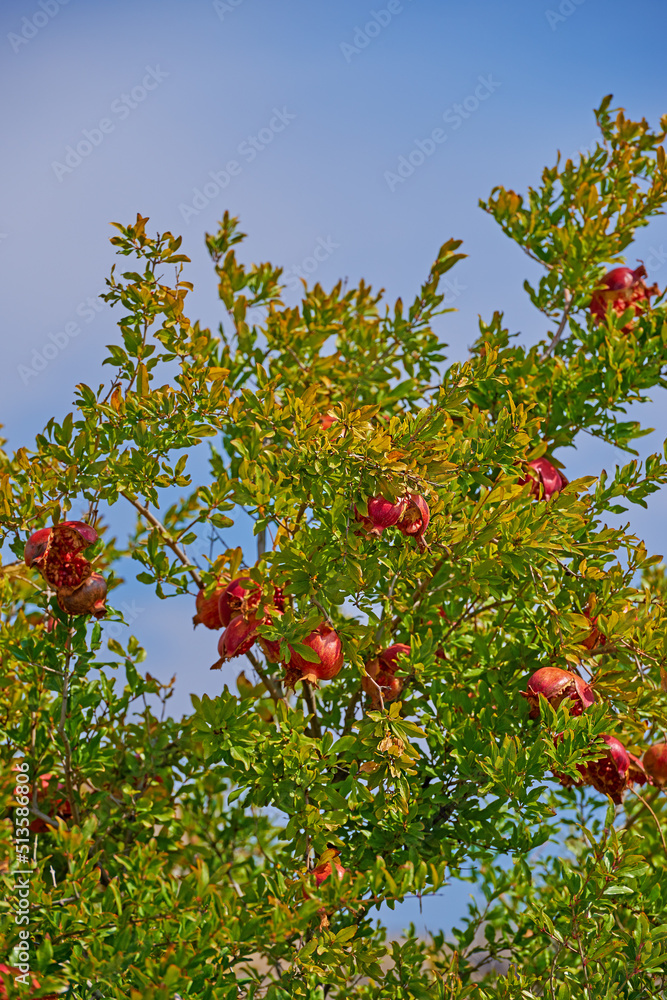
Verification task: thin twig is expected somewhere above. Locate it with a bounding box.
[302,680,322,739]
[542,289,573,360]
[245,648,285,705]
[121,491,203,589]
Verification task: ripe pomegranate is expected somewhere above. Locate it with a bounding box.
[581,597,606,650]
[215,614,259,665]
[578,734,648,804]
[521,666,595,719]
[319,414,338,430]
[642,743,667,787]
[193,581,226,629]
[519,457,568,501]
[218,577,284,627]
[355,496,407,536]
[363,643,410,706]
[25,520,98,595]
[287,624,344,683]
[396,494,430,544]
[57,572,107,618]
[303,856,346,899]
[589,264,658,330]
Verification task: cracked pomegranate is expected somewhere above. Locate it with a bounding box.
[57,572,107,618]
[590,264,659,331]
[521,666,595,719]
[25,520,98,596]
[363,643,410,706]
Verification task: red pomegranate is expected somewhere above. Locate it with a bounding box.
[218,577,284,628]
[643,743,667,787]
[287,624,344,683]
[396,494,430,544]
[589,264,658,330]
[581,597,606,650]
[193,581,226,629]
[578,735,648,804]
[319,414,338,430]
[25,520,98,595]
[519,458,568,501]
[57,572,107,618]
[216,614,259,664]
[362,643,410,706]
[355,496,407,536]
[521,667,595,719]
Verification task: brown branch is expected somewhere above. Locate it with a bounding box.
[245,648,285,705]
[302,680,322,739]
[121,491,203,589]
[541,289,573,360]
[59,640,81,827]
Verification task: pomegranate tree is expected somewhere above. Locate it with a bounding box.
[4,98,667,996]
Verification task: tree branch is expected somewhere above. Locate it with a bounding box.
[121,491,203,589]
[541,289,573,360]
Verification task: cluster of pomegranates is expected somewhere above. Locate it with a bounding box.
[24,520,107,619]
[355,493,430,547]
[196,575,344,685]
[589,264,659,332]
[197,574,414,703]
[521,664,667,804]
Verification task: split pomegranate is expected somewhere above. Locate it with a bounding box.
[215,614,259,665]
[218,577,284,627]
[57,572,107,618]
[521,666,595,719]
[519,457,568,501]
[578,734,648,804]
[355,495,407,536]
[396,494,430,544]
[643,743,667,787]
[287,624,344,683]
[25,520,98,595]
[589,264,658,330]
[362,643,410,706]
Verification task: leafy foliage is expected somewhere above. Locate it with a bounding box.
[3,97,667,998]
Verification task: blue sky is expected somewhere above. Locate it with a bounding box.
[2,0,667,936]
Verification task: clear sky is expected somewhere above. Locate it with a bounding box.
[2,0,667,936]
